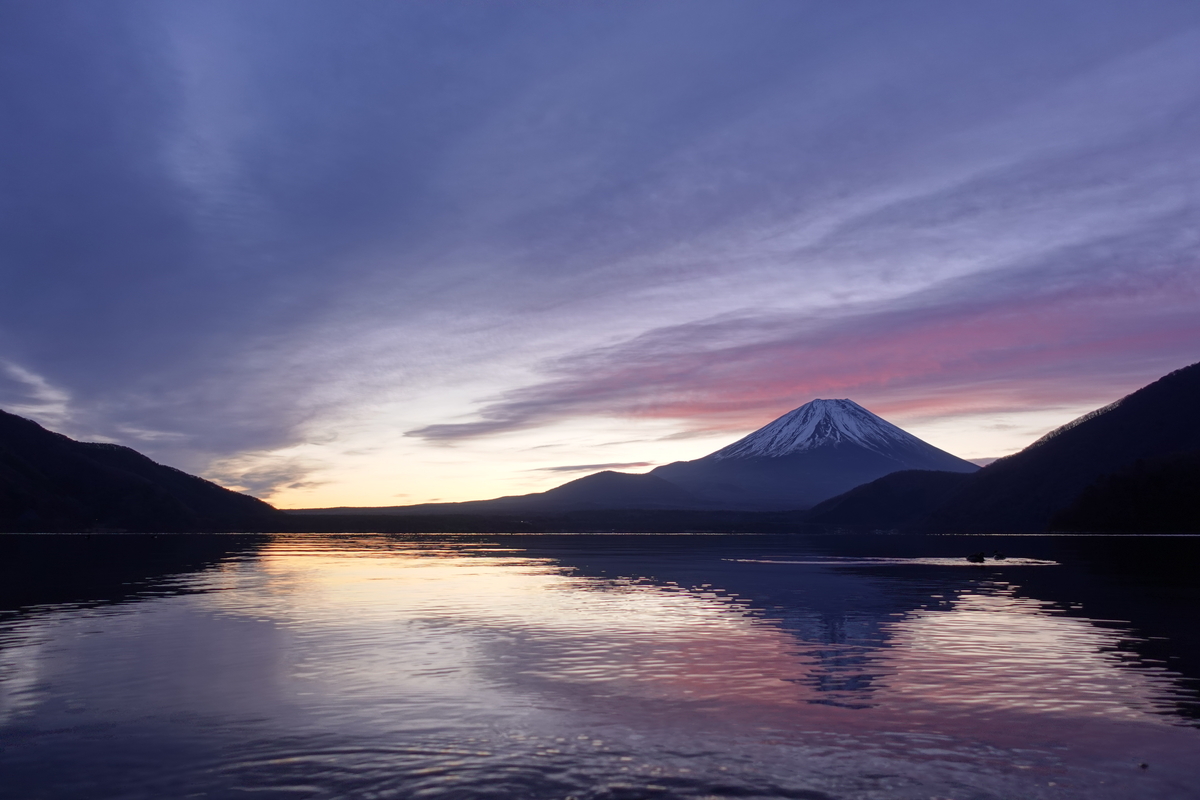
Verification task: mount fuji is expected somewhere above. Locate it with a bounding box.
[298,399,977,517]
[648,399,978,510]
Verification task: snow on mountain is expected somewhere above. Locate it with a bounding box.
[651,398,975,510]
[711,399,929,460]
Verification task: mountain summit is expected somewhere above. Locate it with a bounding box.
[297,399,978,517]
[650,399,978,510]
[806,360,1200,532]
[712,399,943,460]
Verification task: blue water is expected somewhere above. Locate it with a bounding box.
[1,533,1197,799]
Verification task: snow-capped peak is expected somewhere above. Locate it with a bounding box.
[710,399,926,460]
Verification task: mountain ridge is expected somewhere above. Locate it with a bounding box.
[647,399,978,510]
[808,361,1200,532]
[295,399,978,515]
[926,361,1200,532]
[294,470,715,516]
[0,410,283,532]
[712,399,940,460]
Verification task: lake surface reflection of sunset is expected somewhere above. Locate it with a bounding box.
[1,533,1197,799]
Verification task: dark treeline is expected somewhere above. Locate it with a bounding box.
[278,509,823,535]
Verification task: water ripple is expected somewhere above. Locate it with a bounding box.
[1,533,1197,799]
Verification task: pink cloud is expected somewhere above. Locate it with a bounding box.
[409,258,1199,440]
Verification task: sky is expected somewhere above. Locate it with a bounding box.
[1,0,1198,508]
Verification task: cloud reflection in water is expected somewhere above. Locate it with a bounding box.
[2,534,1198,799]
[195,536,1191,739]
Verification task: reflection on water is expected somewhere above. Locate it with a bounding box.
[880,586,1176,720]
[1,533,1198,799]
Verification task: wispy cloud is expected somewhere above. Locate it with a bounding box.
[2,2,1199,504]
[409,218,1199,441]
[0,361,73,430]
[534,462,653,474]
[206,455,329,499]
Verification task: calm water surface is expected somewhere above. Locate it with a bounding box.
[1,533,1198,799]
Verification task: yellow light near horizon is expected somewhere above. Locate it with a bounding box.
[213,392,1111,509]
[188,536,1186,738]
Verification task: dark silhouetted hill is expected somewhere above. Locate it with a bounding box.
[925,361,1200,532]
[1050,451,1200,533]
[294,364,1200,533]
[292,470,712,516]
[284,508,818,534]
[0,409,283,532]
[301,399,979,519]
[803,470,974,529]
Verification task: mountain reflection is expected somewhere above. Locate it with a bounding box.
[3,533,1198,800]
[183,534,1195,736]
[877,583,1181,722]
[0,533,266,613]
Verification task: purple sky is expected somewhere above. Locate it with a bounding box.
[1,1,1198,506]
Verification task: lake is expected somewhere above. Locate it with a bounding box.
[1,532,1198,799]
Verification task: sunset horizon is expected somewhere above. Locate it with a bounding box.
[2,0,1197,510]
[3,4,1199,797]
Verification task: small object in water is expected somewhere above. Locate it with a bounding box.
[993,550,1006,560]
[1140,762,1149,770]
[966,551,986,563]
